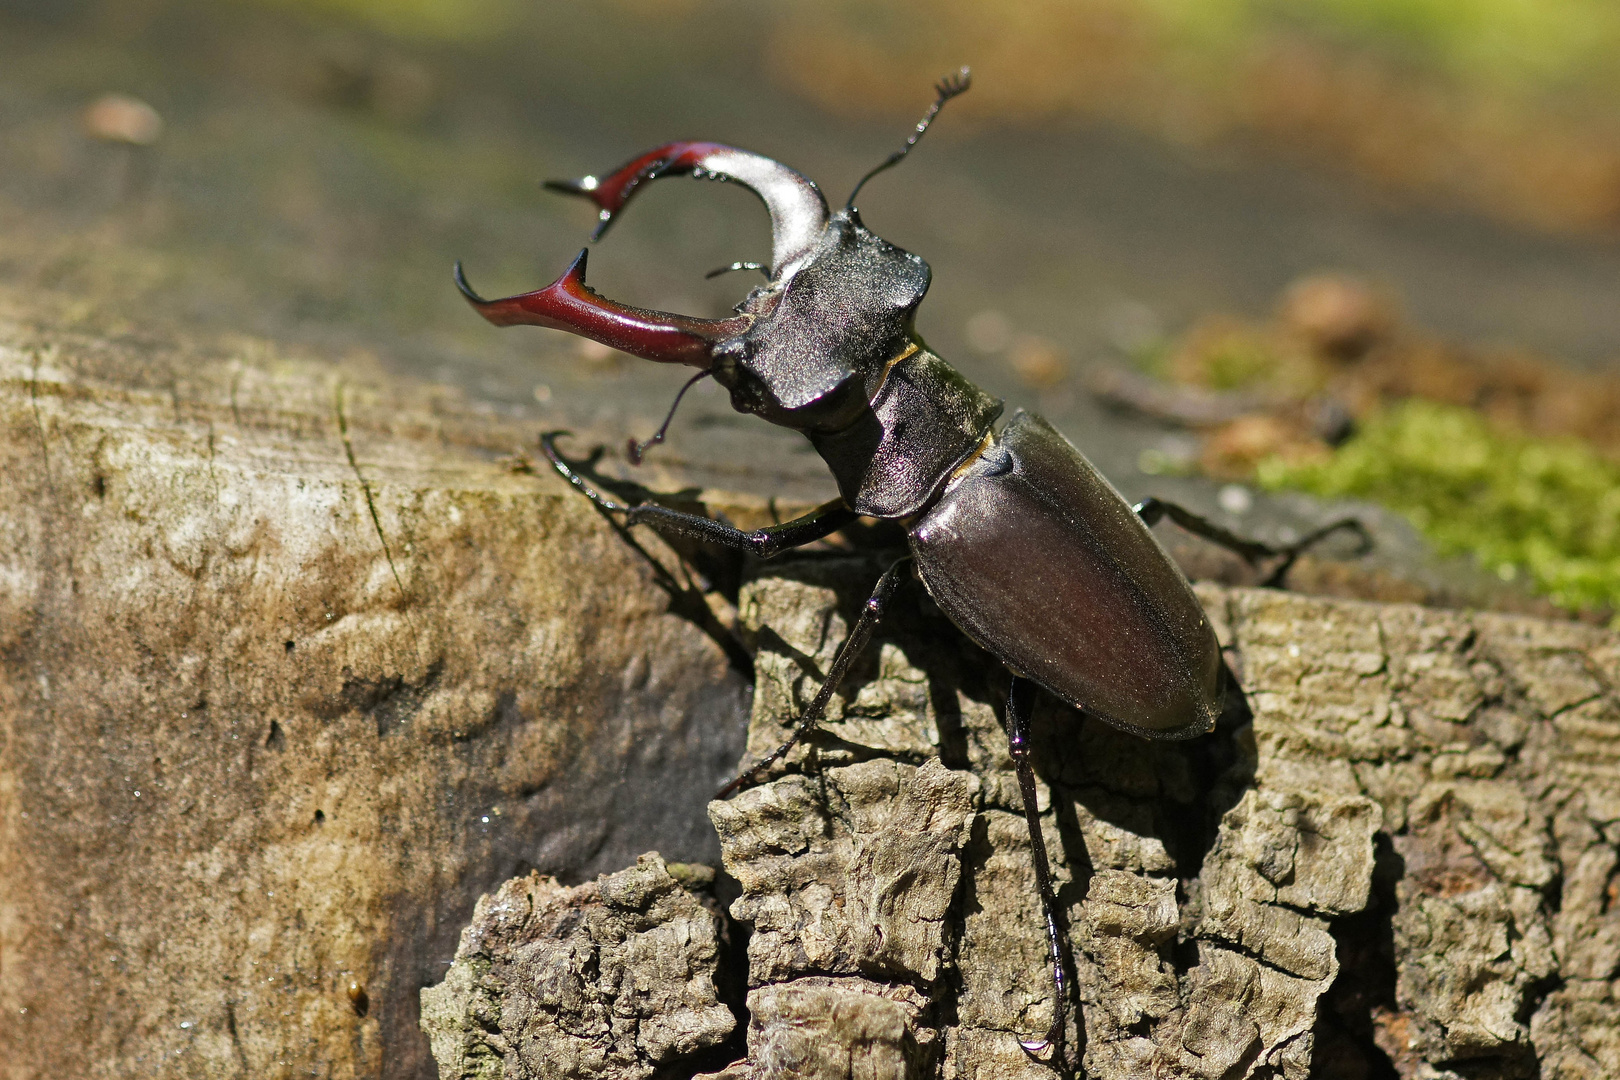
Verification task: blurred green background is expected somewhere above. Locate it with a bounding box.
[3,0,1618,618]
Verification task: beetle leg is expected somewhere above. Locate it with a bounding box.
[621,495,858,558]
[1257,515,1375,587]
[543,433,859,557]
[715,558,910,799]
[1005,675,1069,1065]
[1134,497,1371,587]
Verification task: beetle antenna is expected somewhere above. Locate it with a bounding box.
[845,66,970,210]
[704,261,769,280]
[627,369,711,464]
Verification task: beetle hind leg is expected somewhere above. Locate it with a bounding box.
[714,557,910,799]
[1134,496,1371,588]
[1005,675,1070,1065]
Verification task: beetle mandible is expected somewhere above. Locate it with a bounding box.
[454,69,1367,1062]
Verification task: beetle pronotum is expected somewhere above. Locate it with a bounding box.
[455,69,1367,1062]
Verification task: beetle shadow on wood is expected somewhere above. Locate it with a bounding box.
[746,547,1258,860]
[1038,655,1257,883]
[740,549,1261,990]
[724,551,1264,1074]
[544,441,759,676]
[543,438,912,687]
[548,437,1264,888]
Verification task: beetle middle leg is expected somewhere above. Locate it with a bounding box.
[1005,674,1069,1064]
[1134,496,1371,587]
[543,432,859,556]
[715,557,911,799]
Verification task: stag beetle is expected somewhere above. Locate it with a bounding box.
[455,69,1367,1063]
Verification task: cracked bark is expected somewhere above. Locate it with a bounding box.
[425,560,1620,1080]
[418,854,737,1079]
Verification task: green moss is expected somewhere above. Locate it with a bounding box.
[1257,400,1620,621]
[1200,335,1282,391]
[241,0,519,41]
[1141,0,1620,98]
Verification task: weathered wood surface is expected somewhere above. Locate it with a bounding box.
[0,289,755,1079]
[424,562,1620,1080]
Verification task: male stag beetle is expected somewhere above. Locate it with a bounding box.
[455,69,1368,1062]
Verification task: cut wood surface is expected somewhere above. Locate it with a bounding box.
[3,287,1618,1079]
[0,289,754,1079]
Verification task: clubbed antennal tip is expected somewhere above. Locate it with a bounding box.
[845,66,971,211]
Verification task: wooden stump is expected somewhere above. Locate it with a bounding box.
[4,286,1617,1079]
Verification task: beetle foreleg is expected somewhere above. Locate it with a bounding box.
[1134,497,1371,587]
[1005,675,1069,1065]
[542,432,859,556]
[715,557,910,799]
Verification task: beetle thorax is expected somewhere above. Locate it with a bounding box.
[710,210,931,432]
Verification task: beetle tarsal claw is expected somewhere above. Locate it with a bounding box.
[1018,1036,1056,1060]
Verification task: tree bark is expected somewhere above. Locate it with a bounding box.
[424,560,1620,1080]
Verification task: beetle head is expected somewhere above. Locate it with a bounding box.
[458,68,971,437]
[708,205,931,430]
[456,139,934,433]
